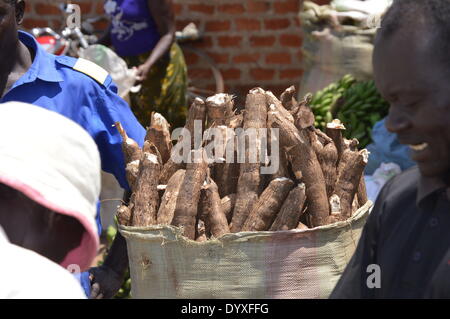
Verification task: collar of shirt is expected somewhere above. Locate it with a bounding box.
[13,31,64,89]
[417,173,450,207]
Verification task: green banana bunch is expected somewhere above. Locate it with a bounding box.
[310,74,356,130]
[337,80,389,148]
[309,74,389,148]
[115,272,132,299]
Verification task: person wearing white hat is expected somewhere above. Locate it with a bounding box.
[0,0,147,298]
[0,102,101,298]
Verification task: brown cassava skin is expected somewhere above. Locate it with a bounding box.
[226,113,243,128]
[159,99,206,184]
[159,159,185,185]
[221,193,236,223]
[231,88,268,233]
[268,106,330,227]
[206,93,234,128]
[157,169,186,224]
[115,122,142,164]
[213,127,239,198]
[143,141,163,165]
[313,131,338,198]
[242,178,295,231]
[293,103,315,130]
[231,172,259,232]
[145,112,172,164]
[315,128,334,145]
[265,116,293,186]
[290,93,312,117]
[268,150,291,182]
[185,98,207,150]
[266,91,294,123]
[203,179,230,238]
[131,153,161,226]
[357,175,368,207]
[214,114,243,198]
[117,205,132,226]
[344,138,359,152]
[334,149,368,219]
[325,125,346,165]
[125,160,140,192]
[198,187,211,237]
[214,160,240,198]
[280,86,296,111]
[270,183,307,231]
[171,149,209,240]
[261,140,292,194]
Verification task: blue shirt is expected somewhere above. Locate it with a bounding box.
[2,31,146,297]
[1,31,146,190]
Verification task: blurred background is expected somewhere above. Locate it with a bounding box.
[23,0,319,103]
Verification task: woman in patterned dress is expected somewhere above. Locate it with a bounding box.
[99,0,187,128]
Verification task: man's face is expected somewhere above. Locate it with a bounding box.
[373,25,450,180]
[0,1,23,57]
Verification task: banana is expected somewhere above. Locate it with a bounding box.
[310,76,388,142]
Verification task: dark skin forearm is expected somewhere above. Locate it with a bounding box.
[103,229,129,272]
[147,0,175,65]
[136,0,176,81]
[102,189,131,274]
[89,190,132,298]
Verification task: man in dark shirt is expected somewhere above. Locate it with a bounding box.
[331,0,450,298]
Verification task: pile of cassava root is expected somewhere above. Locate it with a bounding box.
[115,86,369,241]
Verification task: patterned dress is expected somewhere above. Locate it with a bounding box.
[105,0,187,128]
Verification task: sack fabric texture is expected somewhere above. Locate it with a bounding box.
[120,201,372,299]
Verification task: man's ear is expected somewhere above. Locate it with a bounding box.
[15,0,26,25]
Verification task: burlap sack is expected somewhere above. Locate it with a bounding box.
[299,26,376,97]
[119,201,372,299]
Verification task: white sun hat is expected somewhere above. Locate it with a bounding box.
[0,102,100,271]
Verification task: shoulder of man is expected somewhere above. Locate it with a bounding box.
[379,165,419,202]
[55,55,115,89]
[371,165,419,225]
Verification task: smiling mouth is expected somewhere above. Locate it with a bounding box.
[409,143,428,151]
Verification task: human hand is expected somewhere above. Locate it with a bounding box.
[88,265,124,299]
[135,63,152,83]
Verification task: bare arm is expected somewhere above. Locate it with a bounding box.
[89,191,132,299]
[136,0,176,81]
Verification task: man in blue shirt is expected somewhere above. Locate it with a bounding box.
[0,0,146,298]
